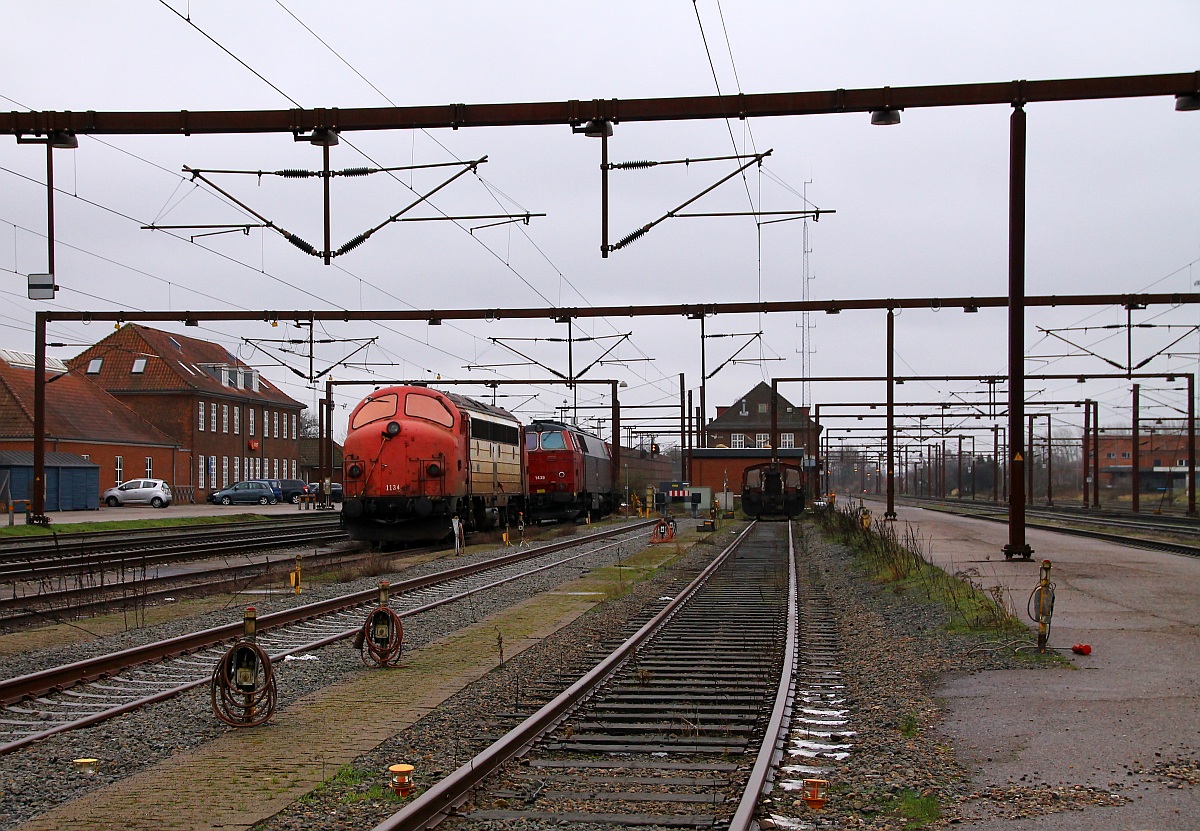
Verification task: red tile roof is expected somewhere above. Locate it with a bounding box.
[0,361,180,445]
[66,324,302,409]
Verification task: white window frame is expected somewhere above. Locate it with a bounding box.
[198,402,206,431]
[233,456,240,483]
[291,414,297,440]
[222,404,229,433]
[756,433,770,448]
[234,408,240,435]
[86,358,103,374]
[731,433,745,449]
[198,457,205,490]
[273,458,280,479]
[131,357,147,374]
[222,456,229,488]
[145,456,153,478]
[281,413,288,440]
[781,432,795,449]
[273,411,279,439]
[249,409,255,437]
[210,405,217,433]
[114,455,123,487]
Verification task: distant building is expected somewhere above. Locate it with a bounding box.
[691,382,821,503]
[299,436,343,485]
[0,349,182,505]
[1088,429,1193,493]
[67,325,305,502]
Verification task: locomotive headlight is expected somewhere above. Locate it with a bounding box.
[426,462,443,478]
[383,421,401,438]
[347,463,364,479]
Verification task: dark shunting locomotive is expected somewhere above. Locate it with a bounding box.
[741,461,806,519]
[340,385,524,544]
[524,419,619,522]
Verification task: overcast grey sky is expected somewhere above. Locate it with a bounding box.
[2,2,1197,446]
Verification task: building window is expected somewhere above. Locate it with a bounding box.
[291,414,297,440]
[756,433,770,448]
[198,402,206,431]
[273,411,279,439]
[208,456,217,487]
[210,405,217,432]
[233,456,240,482]
[1179,459,1188,467]
[234,408,240,435]
[222,404,229,433]
[198,457,205,489]
[781,433,795,449]
[291,459,297,478]
[273,458,280,479]
[114,455,123,486]
[222,456,229,488]
[731,433,745,449]
[131,357,147,374]
[1105,452,1116,459]
[145,456,153,477]
[281,412,288,440]
[1121,452,1131,459]
[757,402,769,414]
[249,409,255,437]
[86,358,103,374]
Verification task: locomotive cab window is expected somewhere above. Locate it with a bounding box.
[539,430,567,450]
[525,432,539,451]
[352,394,398,429]
[405,393,455,428]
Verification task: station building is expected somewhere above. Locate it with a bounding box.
[0,349,181,507]
[67,325,305,503]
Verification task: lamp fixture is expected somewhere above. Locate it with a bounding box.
[870,108,902,126]
[572,119,613,138]
[295,128,340,146]
[963,304,979,313]
[48,130,79,149]
[1176,93,1200,112]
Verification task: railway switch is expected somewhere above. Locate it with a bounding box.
[210,606,277,727]
[1027,559,1056,653]
[356,581,404,667]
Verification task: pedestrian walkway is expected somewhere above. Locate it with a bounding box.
[868,499,1200,830]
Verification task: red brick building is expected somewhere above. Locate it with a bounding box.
[1088,429,1192,493]
[0,349,182,493]
[690,382,821,504]
[68,325,305,503]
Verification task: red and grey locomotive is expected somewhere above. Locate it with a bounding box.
[524,419,619,522]
[340,385,524,544]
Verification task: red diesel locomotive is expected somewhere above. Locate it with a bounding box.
[340,385,525,544]
[524,419,619,522]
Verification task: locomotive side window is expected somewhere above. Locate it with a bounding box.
[472,418,519,444]
[405,393,455,427]
[539,430,566,450]
[575,434,590,453]
[525,432,539,452]
[352,393,398,429]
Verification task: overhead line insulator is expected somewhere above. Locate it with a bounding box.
[336,167,375,177]
[612,226,650,250]
[610,160,658,170]
[283,232,319,256]
[275,169,318,178]
[334,232,372,257]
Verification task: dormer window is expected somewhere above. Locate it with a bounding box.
[131,357,147,374]
[86,358,103,374]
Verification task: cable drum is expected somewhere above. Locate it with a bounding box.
[210,641,277,727]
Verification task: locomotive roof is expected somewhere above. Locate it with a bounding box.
[443,390,519,423]
[526,418,602,438]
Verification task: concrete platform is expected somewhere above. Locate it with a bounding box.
[865,498,1200,830]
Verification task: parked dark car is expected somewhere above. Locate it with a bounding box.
[264,478,311,504]
[308,482,343,503]
[207,480,278,505]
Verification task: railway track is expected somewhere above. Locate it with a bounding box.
[0,520,655,755]
[0,514,347,581]
[878,495,1200,558]
[375,520,801,831]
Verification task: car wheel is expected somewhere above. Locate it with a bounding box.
[221,496,232,505]
[105,496,120,507]
[150,497,165,508]
[269,497,278,505]
[290,493,300,504]
[258,496,269,505]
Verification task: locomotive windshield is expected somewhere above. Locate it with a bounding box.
[539,430,567,450]
[404,393,455,427]
[525,432,539,451]
[351,393,398,429]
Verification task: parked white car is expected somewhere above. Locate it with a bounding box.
[102,479,173,508]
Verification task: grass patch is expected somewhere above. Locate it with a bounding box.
[298,765,401,806]
[0,513,270,538]
[812,506,1025,637]
[898,711,920,737]
[895,788,941,828]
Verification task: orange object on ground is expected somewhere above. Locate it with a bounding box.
[1071,643,1092,655]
